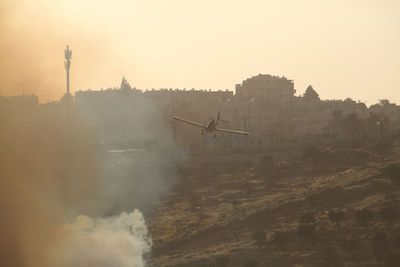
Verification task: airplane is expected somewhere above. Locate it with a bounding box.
[173,111,249,137]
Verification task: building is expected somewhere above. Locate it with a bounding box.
[235,74,295,103]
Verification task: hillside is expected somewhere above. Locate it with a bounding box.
[148,138,400,266]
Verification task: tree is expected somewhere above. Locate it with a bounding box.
[366,112,390,136]
[379,99,391,107]
[303,85,320,102]
[327,110,343,136]
[332,110,343,120]
[327,111,363,138]
[120,76,132,91]
[343,113,363,137]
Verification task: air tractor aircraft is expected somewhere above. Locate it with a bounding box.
[173,111,249,137]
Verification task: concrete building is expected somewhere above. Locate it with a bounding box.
[235,74,295,103]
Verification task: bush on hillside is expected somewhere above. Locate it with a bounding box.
[371,232,389,261]
[252,230,266,249]
[270,231,290,246]
[297,224,316,240]
[214,255,230,267]
[328,210,346,229]
[381,163,400,184]
[373,141,392,154]
[243,260,258,267]
[355,208,374,226]
[257,154,274,176]
[379,206,399,224]
[299,212,316,224]
[302,145,320,162]
[317,245,339,264]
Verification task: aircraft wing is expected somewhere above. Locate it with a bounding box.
[215,127,249,135]
[173,116,205,128]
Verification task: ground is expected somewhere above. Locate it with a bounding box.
[148,138,400,266]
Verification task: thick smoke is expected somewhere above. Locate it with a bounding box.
[0,92,178,266]
[1,4,180,266]
[56,209,151,267]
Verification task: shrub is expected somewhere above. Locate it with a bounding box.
[355,208,374,226]
[373,231,387,243]
[317,245,338,264]
[371,241,389,261]
[259,154,273,168]
[214,255,230,267]
[373,141,392,154]
[354,150,370,160]
[243,260,258,267]
[341,237,359,251]
[297,224,316,240]
[302,145,320,162]
[299,212,316,224]
[270,231,289,246]
[258,154,274,177]
[393,234,400,248]
[371,232,389,261]
[328,210,346,229]
[379,206,399,225]
[381,163,400,184]
[252,230,266,248]
[370,231,389,261]
[388,251,400,267]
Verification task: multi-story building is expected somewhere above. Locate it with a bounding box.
[235,74,295,103]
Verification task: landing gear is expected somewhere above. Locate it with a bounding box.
[214,134,217,138]
[202,130,204,136]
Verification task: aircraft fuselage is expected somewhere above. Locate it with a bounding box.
[205,119,217,132]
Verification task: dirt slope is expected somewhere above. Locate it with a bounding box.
[149,142,400,266]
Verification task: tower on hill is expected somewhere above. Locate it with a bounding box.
[64,45,72,97]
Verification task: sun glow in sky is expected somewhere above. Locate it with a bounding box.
[0,0,399,104]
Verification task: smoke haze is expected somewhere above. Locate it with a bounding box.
[1,0,399,265]
[1,1,399,103]
[0,93,178,266]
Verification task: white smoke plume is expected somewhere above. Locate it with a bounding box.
[56,209,151,267]
[0,98,176,267]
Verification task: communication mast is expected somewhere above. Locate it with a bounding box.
[64,45,72,96]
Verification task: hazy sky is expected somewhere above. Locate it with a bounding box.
[0,0,399,104]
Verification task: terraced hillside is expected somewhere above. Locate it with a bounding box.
[149,139,400,266]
